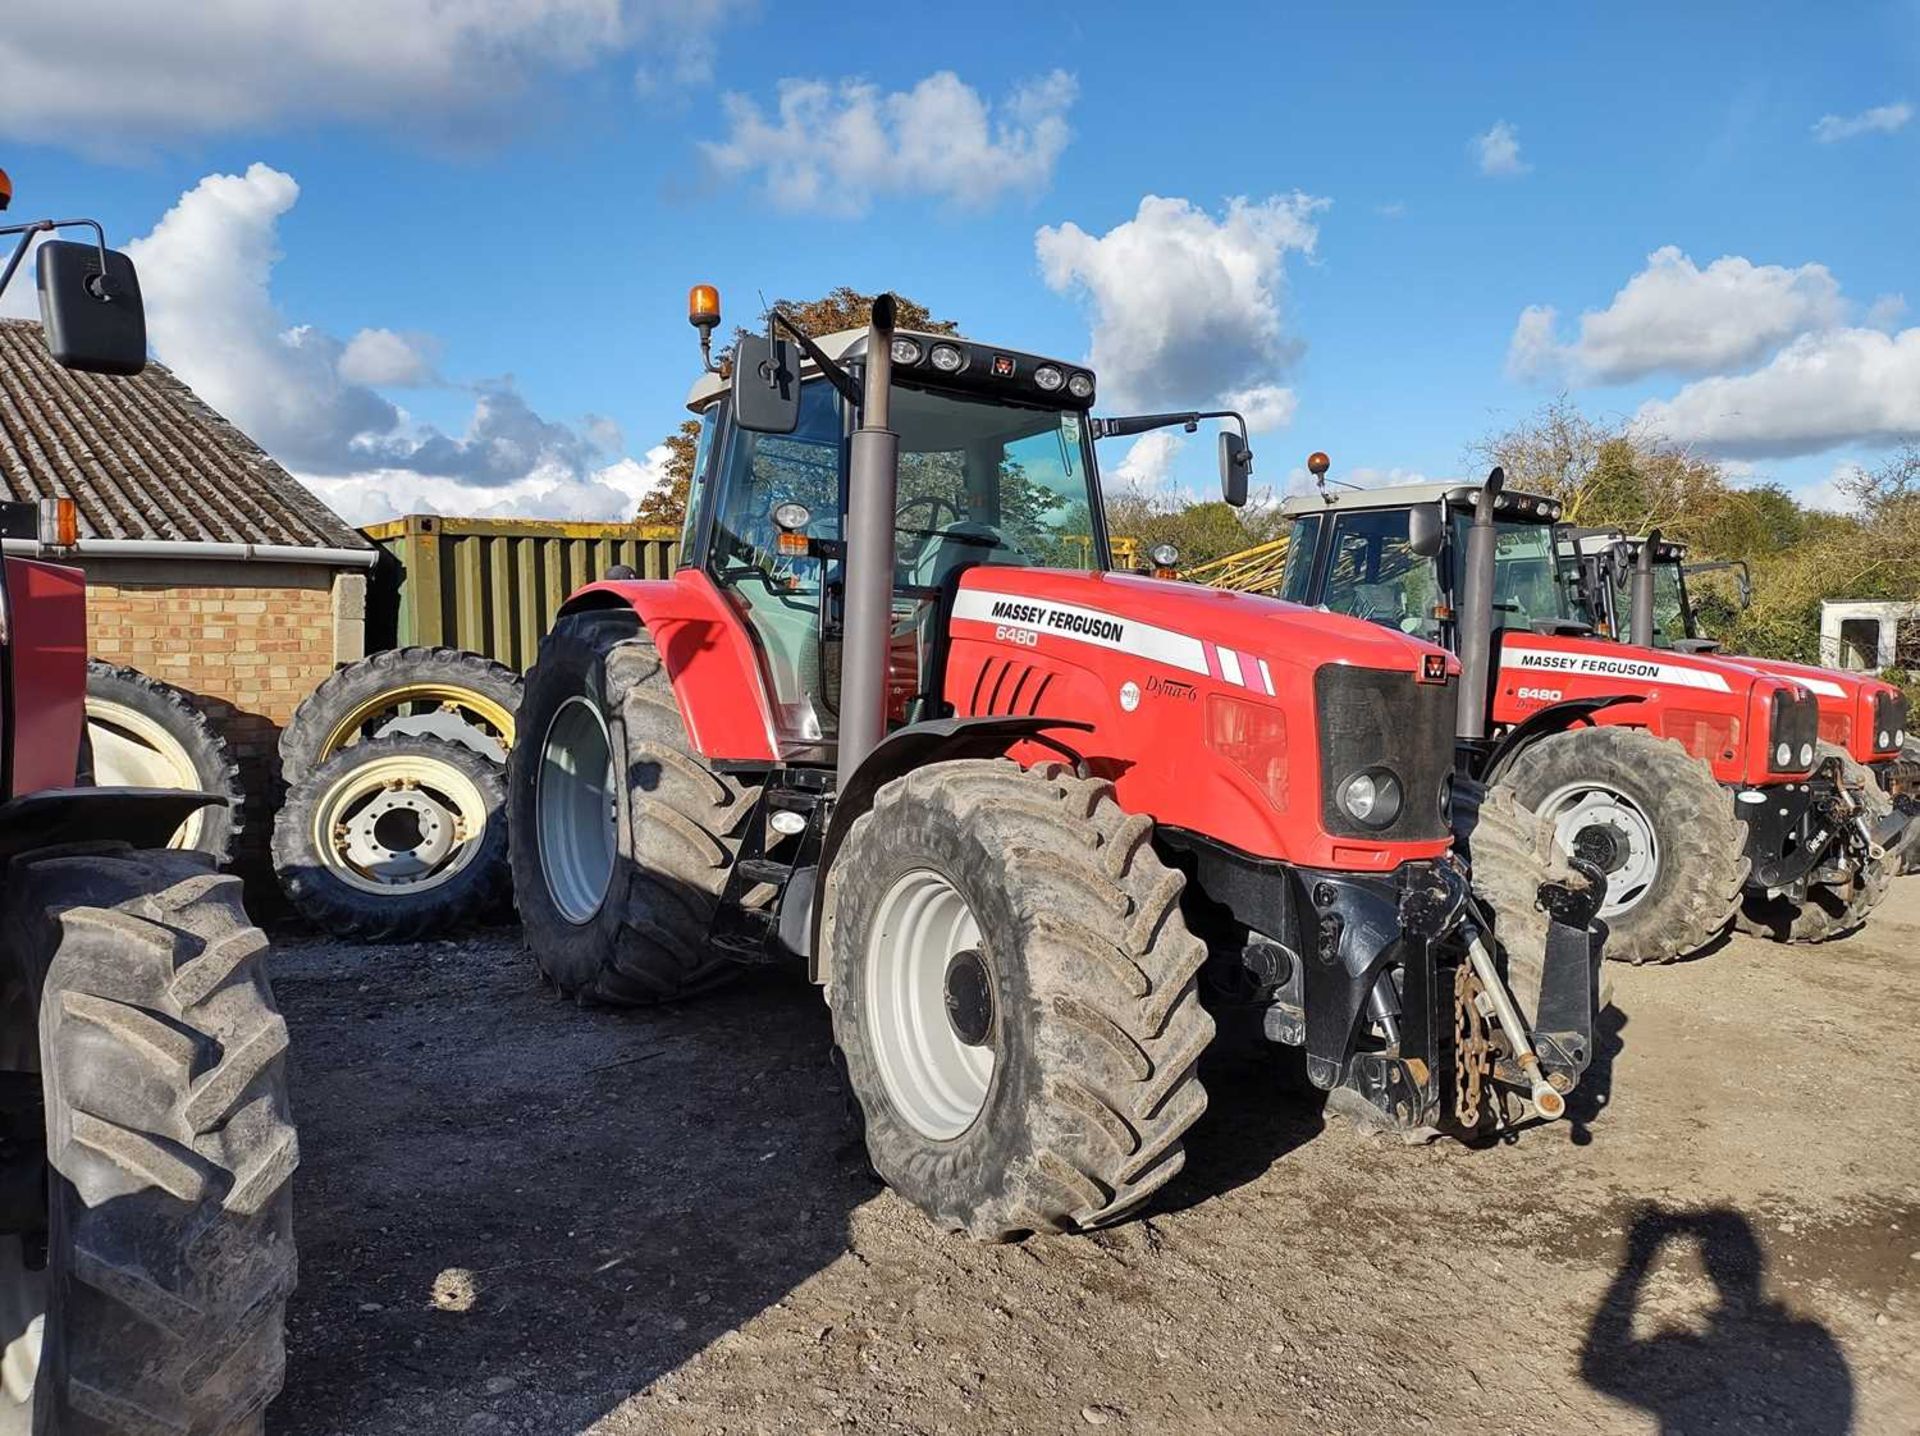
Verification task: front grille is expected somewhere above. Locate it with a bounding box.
[1874,691,1910,751]
[1314,664,1454,842]
[1768,687,1819,772]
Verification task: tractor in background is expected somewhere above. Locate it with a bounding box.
[1275,457,1880,961]
[0,171,295,1433]
[1561,526,1915,885]
[507,287,1606,1241]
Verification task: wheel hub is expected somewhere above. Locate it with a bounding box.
[536,696,617,925]
[866,869,995,1140]
[943,949,995,1048]
[1540,782,1660,919]
[336,783,458,881]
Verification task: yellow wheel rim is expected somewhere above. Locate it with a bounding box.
[318,684,517,766]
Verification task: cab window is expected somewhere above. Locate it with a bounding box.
[1280,514,1322,604]
[1323,509,1442,639]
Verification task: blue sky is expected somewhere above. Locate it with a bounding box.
[2,1,1915,522]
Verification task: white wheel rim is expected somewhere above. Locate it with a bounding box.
[866,869,993,1141]
[1540,781,1661,918]
[537,696,617,925]
[84,698,204,849]
[310,753,489,896]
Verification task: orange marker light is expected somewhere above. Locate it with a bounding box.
[39,496,79,548]
[1307,451,1331,477]
[688,284,721,331]
[0,169,12,213]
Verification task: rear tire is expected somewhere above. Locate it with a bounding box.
[508,610,756,1005]
[825,759,1213,1240]
[279,646,522,786]
[1494,727,1745,965]
[84,662,243,865]
[0,847,297,1435]
[1735,858,1893,943]
[272,735,509,941]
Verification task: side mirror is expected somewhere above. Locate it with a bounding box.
[37,240,145,375]
[1407,502,1444,558]
[732,332,801,434]
[1219,431,1251,507]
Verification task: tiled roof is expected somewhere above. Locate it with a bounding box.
[0,319,368,550]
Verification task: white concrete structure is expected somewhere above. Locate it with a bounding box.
[1821,599,1920,671]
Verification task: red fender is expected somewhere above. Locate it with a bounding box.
[560,569,779,762]
[4,557,87,798]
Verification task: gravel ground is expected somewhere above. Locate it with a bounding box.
[269,883,1920,1435]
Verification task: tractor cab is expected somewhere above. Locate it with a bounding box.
[1555,528,1728,652]
[1277,472,1578,650]
[679,321,1111,758]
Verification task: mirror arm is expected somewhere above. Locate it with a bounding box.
[1093,409,1249,447]
[0,217,114,305]
[768,308,862,409]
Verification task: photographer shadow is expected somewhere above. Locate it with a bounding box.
[1581,1205,1853,1435]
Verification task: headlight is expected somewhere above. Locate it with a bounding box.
[1337,768,1403,829]
[1033,364,1064,391]
[1799,742,1814,768]
[772,501,811,532]
[1775,741,1792,768]
[929,342,966,373]
[1148,542,1181,569]
[1066,371,1095,399]
[1879,730,1892,751]
[890,337,923,366]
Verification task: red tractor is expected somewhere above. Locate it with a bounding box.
[1275,461,1879,961]
[0,176,295,1432]
[508,289,1605,1240]
[1561,528,1916,887]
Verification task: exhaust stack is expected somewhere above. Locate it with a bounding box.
[836,295,900,792]
[1629,529,1659,649]
[1456,467,1503,742]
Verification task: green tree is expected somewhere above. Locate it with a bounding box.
[635,418,700,528]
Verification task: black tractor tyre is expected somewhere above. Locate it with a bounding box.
[508,609,758,1005]
[272,735,510,942]
[279,646,523,786]
[0,846,298,1435]
[1493,727,1746,965]
[825,759,1214,1241]
[1735,858,1894,943]
[84,661,245,865]
[1455,777,1612,1015]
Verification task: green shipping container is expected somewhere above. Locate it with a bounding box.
[362,515,681,673]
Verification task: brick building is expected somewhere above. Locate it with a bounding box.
[0,318,375,866]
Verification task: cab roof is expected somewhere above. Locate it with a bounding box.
[1279,478,1563,520]
[684,326,1094,414]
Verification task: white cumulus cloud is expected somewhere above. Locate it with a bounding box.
[0,1,735,150]
[1507,246,1847,384]
[1108,432,1186,490]
[1812,101,1913,143]
[1036,193,1325,430]
[120,163,645,521]
[1472,120,1529,177]
[339,328,441,388]
[1634,325,1920,457]
[702,70,1076,215]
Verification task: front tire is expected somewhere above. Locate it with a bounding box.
[1,848,297,1435]
[826,760,1213,1240]
[1494,727,1746,965]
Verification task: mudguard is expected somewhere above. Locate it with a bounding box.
[1482,695,1637,785]
[559,570,779,762]
[0,787,217,866]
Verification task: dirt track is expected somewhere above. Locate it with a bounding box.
[271,884,1920,1435]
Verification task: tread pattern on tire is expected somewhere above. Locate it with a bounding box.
[278,646,523,785]
[4,847,297,1436]
[1494,726,1746,965]
[272,733,510,942]
[85,661,245,866]
[827,758,1213,1241]
[510,612,756,1006]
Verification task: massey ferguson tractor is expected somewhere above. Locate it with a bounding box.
[1276,459,1880,961]
[0,175,295,1433]
[1561,527,1916,885]
[508,288,1606,1240]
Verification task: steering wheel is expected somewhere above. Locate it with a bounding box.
[896,494,965,534]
